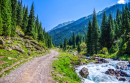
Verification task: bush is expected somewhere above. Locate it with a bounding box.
[24,35,34,40]
[99,47,108,55]
[109,45,117,54]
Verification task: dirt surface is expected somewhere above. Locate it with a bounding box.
[0,50,59,83]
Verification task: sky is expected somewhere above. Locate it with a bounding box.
[22,0,128,31]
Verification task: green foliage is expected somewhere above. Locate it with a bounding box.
[52,53,81,83]
[11,0,17,37]
[25,2,35,39]
[72,32,76,48]
[107,13,115,49]
[1,0,12,37]
[109,45,117,54]
[60,42,63,48]
[100,12,108,48]
[91,9,100,54]
[99,47,108,55]
[87,20,92,54]
[0,9,3,36]
[63,38,67,51]
[22,6,28,33]
[77,43,81,53]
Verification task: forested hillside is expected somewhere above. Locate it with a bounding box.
[61,4,130,57]
[49,3,126,46]
[0,0,52,48]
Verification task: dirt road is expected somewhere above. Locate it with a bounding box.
[0,50,59,83]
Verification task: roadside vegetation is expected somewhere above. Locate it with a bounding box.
[52,51,81,83]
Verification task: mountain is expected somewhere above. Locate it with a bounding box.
[48,21,75,33]
[49,4,126,46]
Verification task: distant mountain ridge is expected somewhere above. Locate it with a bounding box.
[48,21,75,32]
[49,3,126,46]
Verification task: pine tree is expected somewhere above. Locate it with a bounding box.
[68,37,72,45]
[63,38,67,51]
[22,6,28,32]
[1,0,12,37]
[38,22,44,42]
[72,32,76,48]
[26,2,36,39]
[11,0,17,36]
[87,20,92,54]
[77,43,81,53]
[35,15,39,39]
[115,9,122,39]
[100,12,108,48]
[0,9,3,36]
[60,42,63,48]
[91,9,100,54]
[16,0,23,27]
[107,13,115,49]
[122,5,130,42]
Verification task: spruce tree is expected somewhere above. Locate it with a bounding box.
[16,0,23,27]
[26,2,36,39]
[72,32,76,48]
[1,0,12,37]
[63,38,67,51]
[77,43,81,53]
[91,9,100,54]
[60,42,63,48]
[122,5,130,42]
[38,22,44,42]
[22,6,28,33]
[68,37,72,45]
[107,13,115,49]
[100,12,108,48]
[11,0,17,36]
[87,20,92,54]
[0,9,3,36]
[35,15,39,39]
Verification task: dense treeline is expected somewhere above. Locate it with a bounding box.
[0,0,52,48]
[61,5,130,56]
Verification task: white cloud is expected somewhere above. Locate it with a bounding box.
[117,0,126,4]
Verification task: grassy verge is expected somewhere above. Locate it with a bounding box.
[52,52,81,83]
[97,52,130,61]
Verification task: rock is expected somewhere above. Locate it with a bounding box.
[14,44,24,53]
[79,67,89,78]
[8,57,12,60]
[0,37,5,46]
[35,46,41,50]
[4,46,12,51]
[105,69,128,79]
[119,78,126,81]
[95,57,108,64]
[6,40,13,44]
[117,62,128,70]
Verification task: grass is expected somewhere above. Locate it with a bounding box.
[97,51,130,61]
[52,52,81,83]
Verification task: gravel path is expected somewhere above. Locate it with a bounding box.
[0,50,59,83]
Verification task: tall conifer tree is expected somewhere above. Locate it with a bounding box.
[91,9,100,54]
[11,0,17,36]
[87,20,93,54]
[26,2,36,39]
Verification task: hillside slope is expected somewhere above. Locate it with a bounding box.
[49,4,125,46]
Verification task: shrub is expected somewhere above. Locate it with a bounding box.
[24,35,34,40]
[99,47,108,55]
[109,45,117,54]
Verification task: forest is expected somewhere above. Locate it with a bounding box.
[61,5,130,58]
[0,0,52,48]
